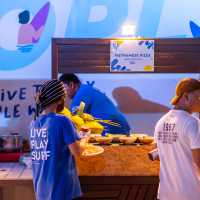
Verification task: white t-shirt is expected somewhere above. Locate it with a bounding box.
[154,109,200,200]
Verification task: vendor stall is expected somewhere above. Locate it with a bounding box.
[50,38,200,199]
[0,143,159,200]
[0,38,200,200]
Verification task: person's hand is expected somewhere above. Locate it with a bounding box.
[79,127,91,142]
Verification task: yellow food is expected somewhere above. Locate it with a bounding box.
[88,134,101,143]
[58,107,72,118]
[80,113,94,121]
[71,115,84,130]
[95,136,113,145]
[119,136,137,145]
[77,101,85,115]
[138,136,154,144]
[58,106,104,134]
[108,134,125,143]
[82,144,104,156]
[83,121,104,134]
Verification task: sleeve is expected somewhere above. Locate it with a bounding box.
[70,85,92,113]
[185,118,200,149]
[61,117,81,145]
[154,120,160,144]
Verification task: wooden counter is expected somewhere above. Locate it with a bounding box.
[0,144,159,200]
[77,144,159,176]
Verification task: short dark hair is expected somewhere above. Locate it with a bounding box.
[18,10,30,24]
[59,73,81,85]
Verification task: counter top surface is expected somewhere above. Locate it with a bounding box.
[0,162,32,180]
[76,144,159,176]
[0,144,159,180]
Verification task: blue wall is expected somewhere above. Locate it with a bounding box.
[0,0,200,79]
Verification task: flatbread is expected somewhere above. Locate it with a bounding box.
[82,145,104,156]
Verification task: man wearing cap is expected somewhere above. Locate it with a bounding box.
[154,78,200,200]
[29,80,87,200]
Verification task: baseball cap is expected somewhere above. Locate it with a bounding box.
[171,78,200,105]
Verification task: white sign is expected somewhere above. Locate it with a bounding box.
[110,40,154,72]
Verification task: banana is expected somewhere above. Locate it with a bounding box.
[71,115,84,130]
[58,107,72,119]
[76,101,85,116]
[83,121,104,134]
[81,113,94,121]
[58,106,104,134]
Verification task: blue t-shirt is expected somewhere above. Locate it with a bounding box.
[71,84,131,134]
[29,113,82,200]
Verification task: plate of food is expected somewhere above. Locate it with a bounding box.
[95,136,113,145]
[82,144,104,156]
[138,136,154,144]
[107,134,125,143]
[88,134,101,143]
[119,135,138,145]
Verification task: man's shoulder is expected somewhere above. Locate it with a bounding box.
[185,115,200,129]
[80,83,94,90]
[156,111,171,124]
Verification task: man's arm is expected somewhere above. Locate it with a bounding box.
[148,143,160,161]
[192,148,200,175]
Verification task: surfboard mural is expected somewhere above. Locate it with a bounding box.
[17,2,50,52]
[31,2,50,43]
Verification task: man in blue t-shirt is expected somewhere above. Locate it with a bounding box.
[59,74,131,134]
[29,80,86,200]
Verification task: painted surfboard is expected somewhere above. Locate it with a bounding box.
[30,2,50,43]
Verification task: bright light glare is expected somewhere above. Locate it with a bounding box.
[121,24,136,36]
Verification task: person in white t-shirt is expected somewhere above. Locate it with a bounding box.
[154,78,200,200]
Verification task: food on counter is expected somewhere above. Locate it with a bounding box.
[95,136,113,145]
[83,121,104,134]
[80,113,94,121]
[132,133,148,138]
[108,134,125,143]
[82,144,104,156]
[89,134,101,143]
[138,136,154,144]
[88,134,155,145]
[58,104,104,134]
[119,135,137,145]
[58,107,72,118]
[71,115,84,130]
[76,101,85,115]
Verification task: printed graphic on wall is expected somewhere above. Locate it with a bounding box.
[0,80,44,136]
[17,2,50,53]
[110,40,154,72]
[0,0,55,71]
[1,0,200,78]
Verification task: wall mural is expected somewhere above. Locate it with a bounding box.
[1,0,200,136]
[0,1,55,74]
[0,0,200,78]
